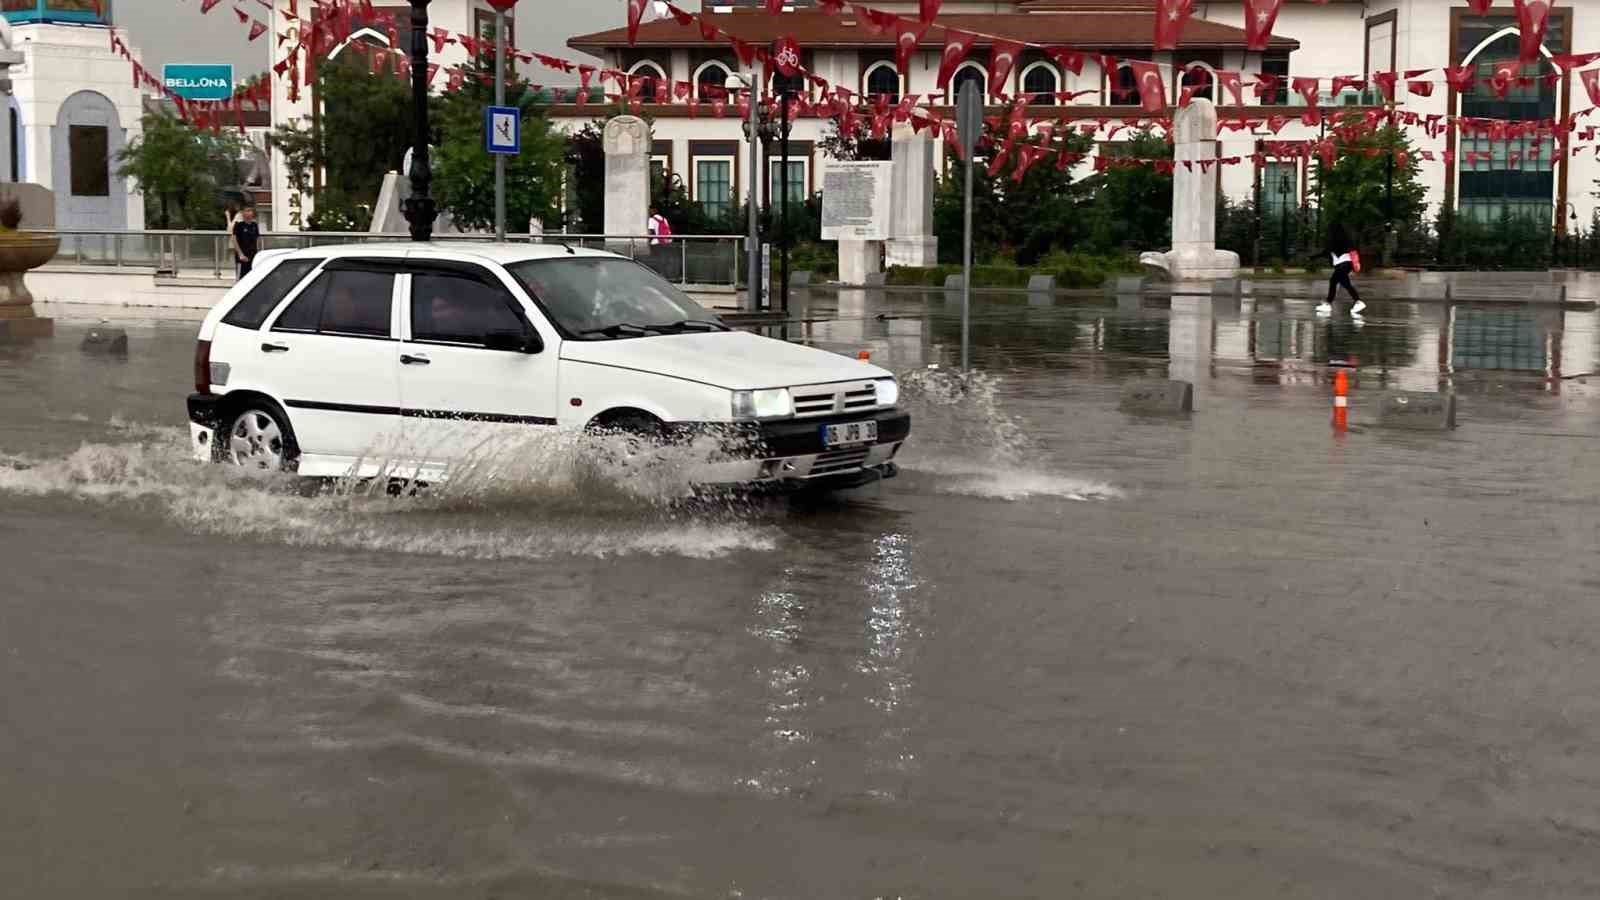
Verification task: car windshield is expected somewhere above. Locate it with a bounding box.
[506,257,725,339]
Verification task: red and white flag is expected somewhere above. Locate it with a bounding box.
[1128,59,1167,113]
[1153,0,1193,51]
[1291,75,1319,106]
[895,18,929,74]
[1242,0,1283,52]
[988,39,1024,97]
[1049,48,1085,75]
[1216,70,1243,106]
[920,0,942,24]
[626,0,646,45]
[936,29,977,90]
[1407,79,1434,97]
[1580,67,1600,106]
[1372,71,1398,101]
[1490,59,1518,98]
[1515,0,1550,62]
[1444,65,1475,92]
[765,0,784,13]
[248,19,267,41]
[1466,0,1492,14]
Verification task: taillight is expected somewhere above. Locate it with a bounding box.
[194,339,212,394]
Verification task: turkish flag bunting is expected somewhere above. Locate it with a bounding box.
[1049,49,1085,75]
[1153,0,1192,50]
[234,6,248,24]
[1291,76,1319,106]
[988,39,1024,97]
[426,63,439,85]
[1012,145,1044,183]
[1243,0,1283,51]
[731,39,757,67]
[819,0,847,13]
[1490,60,1518,97]
[1466,0,1491,13]
[371,52,389,77]
[765,0,784,13]
[626,0,646,45]
[1581,67,1600,106]
[1372,71,1397,100]
[429,26,451,53]
[895,18,930,74]
[201,0,222,13]
[1300,107,1322,127]
[1552,52,1600,71]
[699,16,721,41]
[1128,60,1167,113]
[1331,75,1364,95]
[1408,80,1434,96]
[921,0,942,23]
[860,8,900,35]
[1515,0,1550,62]
[936,29,977,89]
[1445,65,1475,92]
[1254,72,1281,103]
[1213,69,1243,106]
[248,19,267,41]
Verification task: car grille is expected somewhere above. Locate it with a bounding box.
[810,448,871,477]
[791,380,878,419]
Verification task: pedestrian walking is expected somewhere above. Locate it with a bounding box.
[1316,223,1365,318]
[232,206,260,281]
[646,207,679,281]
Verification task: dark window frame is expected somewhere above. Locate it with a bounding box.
[407,266,537,350]
[222,258,322,330]
[67,123,110,197]
[269,259,399,340]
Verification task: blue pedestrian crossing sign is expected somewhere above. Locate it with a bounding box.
[485,106,520,155]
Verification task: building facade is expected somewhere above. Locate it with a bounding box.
[560,0,1600,234]
[2,0,145,231]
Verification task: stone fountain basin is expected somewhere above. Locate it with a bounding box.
[0,233,60,273]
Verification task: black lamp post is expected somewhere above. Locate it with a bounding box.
[743,87,796,312]
[402,0,435,243]
[1279,172,1291,263]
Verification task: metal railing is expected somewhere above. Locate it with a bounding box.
[31,229,746,288]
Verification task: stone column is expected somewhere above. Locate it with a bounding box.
[602,115,650,253]
[838,240,882,285]
[886,122,938,268]
[1140,98,1239,282]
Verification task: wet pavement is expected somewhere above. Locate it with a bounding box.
[4,293,1600,898]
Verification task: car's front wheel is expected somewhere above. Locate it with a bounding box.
[221,406,297,472]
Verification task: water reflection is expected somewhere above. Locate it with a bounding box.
[785,288,1600,399]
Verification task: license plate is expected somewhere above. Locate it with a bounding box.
[822,420,877,448]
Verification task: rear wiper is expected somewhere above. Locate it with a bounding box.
[578,322,653,338]
[654,319,730,332]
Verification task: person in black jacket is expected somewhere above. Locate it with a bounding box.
[1317,223,1364,317]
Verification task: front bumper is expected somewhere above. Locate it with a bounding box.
[680,409,911,489]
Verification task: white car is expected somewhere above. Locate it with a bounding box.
[186,243,909,490]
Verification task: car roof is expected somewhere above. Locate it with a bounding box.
[278,241,623,266]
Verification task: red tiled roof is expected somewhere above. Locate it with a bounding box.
[568,8,1299,52]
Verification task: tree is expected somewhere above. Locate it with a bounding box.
[932,130,1096,265]
[116,109,245,229]
[564,122,604,233]
[1080,130,1174,255]
[1313,112,1427,258]
[819,115,890,162]
[431,75,566,232]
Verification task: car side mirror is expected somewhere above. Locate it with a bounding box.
[484,329,541,354]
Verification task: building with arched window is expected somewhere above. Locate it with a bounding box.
[1,0,145,230]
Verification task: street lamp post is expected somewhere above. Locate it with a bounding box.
[402,0,435,243]
[1280,172,1291,263]
[777,86,793,314]
[730,74,762,311]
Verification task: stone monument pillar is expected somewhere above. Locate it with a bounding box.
[0,21,55,342]
[603,116,650,252]
[886,122,938,268]
[1140,98,1240,282]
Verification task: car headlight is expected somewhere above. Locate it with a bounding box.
[731,388,793,420]
[876,378,899,407]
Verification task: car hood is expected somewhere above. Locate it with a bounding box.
[559,330,890,390]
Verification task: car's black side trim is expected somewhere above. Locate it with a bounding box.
[284,398,554,425]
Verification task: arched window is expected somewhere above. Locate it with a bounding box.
[695,61,732,101]
[628,62,666,103]
[1181,63,1214,102]
[950,63,986,103]
[864,61,900,102]
[1109,63,1140,105]
[1020,62,1059,105]
[1457,26,1558,223]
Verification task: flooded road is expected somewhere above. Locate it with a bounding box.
[5,294,1600,898]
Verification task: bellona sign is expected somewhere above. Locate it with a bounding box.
[162,64,233,101]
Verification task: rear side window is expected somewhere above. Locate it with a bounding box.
[221,259,318,329]
[410,271,528,346]
[272,269,395,337]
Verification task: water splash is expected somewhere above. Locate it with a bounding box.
[0,428,779,560]
[896,367,1120,502]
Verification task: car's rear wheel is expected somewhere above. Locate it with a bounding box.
[222,406,297,472]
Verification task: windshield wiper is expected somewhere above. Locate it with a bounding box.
[578,322,654,338]
[653,319,730,333]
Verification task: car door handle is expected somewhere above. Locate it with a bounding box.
[260,342,289,353]
[400,354,431,366]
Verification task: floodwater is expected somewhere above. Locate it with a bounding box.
[4,292,1600,898]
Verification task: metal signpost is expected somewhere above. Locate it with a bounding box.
[485,103,520,243]
[956,80,983,373]
[163,64,233,101]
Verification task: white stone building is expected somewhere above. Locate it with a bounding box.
[2,0,145,230]
[557,0,1600,233]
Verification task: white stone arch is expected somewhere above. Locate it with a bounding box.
[325,28,392,62]
[863,60,901,100]
[692,59,733,100]
[628,59,669,103]
[52,89,127,230]
[947,61,987,102]
[1019,60,1060,103]
[1179,60,1217,101]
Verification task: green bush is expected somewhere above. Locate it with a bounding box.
[885,252,1136,289]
